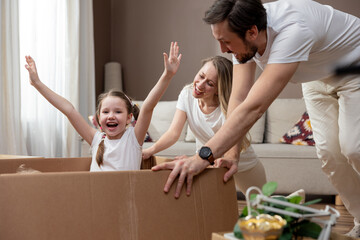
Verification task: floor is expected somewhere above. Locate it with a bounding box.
[237,200,355,236]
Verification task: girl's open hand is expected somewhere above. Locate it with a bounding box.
[164,42,182,76]
[24,55,40,86]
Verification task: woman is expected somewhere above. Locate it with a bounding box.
[143,56,266,193]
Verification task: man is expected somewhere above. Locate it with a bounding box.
[152,0,360,237]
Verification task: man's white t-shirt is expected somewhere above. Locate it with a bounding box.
[176,85,258,171]
[90,126,142,171]
[233,0,360,83]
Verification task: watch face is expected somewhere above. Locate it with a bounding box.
[199,146,211,159]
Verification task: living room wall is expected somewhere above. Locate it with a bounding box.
[93,0,360,101]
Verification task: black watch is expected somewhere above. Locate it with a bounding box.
[199,146,215,165]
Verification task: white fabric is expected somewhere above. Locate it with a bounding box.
[0,0,28,155]
[133,100,187,141]
[78,0,96,142]
[302,74,360,220]
[90,127,142,171]
[184,109,266,144]
[176,85,258,171]
[232,0,360,220]
[265,98,307,143]
[185,125,196,142]
[248,113,266,143]
[176,85,224,151]
[233,0,360,83]
[18,0,95,157]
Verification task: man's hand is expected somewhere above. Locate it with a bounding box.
[173,155,187,160]
[214,157,238,182]
[151,155,209,198]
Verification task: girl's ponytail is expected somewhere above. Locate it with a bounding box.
[96,138,105,166]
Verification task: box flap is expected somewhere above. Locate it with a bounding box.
[0,157,91,174]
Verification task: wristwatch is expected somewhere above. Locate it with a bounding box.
[198,146,215,165]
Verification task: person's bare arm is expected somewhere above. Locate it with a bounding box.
[216,62,256,178]
[142,109,187,159]
[135,42,182,145]
[207,62,299,158]
[25,56,96,145]
[153,62,299,198]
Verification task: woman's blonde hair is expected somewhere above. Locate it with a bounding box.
[199,56,251,150]
[95,90,140,166]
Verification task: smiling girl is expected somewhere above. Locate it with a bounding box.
[25,42,181,171]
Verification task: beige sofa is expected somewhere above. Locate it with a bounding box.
[136,99,337,196]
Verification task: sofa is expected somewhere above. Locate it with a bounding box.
[134,99,338,197]
[81,99,337,197]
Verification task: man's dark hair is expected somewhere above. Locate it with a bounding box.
[203,0,267,39]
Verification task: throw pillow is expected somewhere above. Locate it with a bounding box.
[280,112,315,146]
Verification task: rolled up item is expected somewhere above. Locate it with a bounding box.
[105,62,123,92]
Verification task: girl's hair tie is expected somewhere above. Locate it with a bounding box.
[124,94,134,107]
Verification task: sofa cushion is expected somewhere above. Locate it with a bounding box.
[249,113,266,143]
[133,101,187,141]
[252,143,317,159]
[265,99,306,143]
[280,112,315,146]
[143,141,196,158]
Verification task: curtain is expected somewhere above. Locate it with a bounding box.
[0,0,28,155]
[14,0,95,157]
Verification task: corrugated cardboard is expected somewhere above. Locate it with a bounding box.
[0,157,238,240]
[0,157,91,174]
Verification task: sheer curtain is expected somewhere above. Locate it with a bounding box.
[0,0,28,155]
[17,0,95,157]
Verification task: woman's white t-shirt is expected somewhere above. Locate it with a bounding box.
[176,85,258,171]
[90,126,142,171]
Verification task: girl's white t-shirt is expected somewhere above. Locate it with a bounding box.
[233,0,360,83]
[90,126,142,171]
[176,85,258,171]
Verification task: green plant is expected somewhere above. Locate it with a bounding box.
[234,182,322,240]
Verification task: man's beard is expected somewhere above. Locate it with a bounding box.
[236,41,258,64]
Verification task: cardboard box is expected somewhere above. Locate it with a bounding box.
[0,157,238,240]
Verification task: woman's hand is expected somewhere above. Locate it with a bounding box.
[24,55,41,86]
[164,42,182,76]
[142,148,154,160]
[214,157,239,182]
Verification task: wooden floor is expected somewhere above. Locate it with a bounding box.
[237,200,354,235]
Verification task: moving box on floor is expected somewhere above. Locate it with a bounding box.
[0,157,238,240]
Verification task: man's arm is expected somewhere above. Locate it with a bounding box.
[207,62,299,158]
[217,62,256,180]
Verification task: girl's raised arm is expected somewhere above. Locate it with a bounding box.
[134,42,182,145]
[25,56,96,145]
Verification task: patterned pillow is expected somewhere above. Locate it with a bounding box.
[280,112,315,146]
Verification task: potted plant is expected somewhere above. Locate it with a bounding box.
[234,182,323,240]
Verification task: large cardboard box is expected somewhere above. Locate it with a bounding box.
[0,157,238,240]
